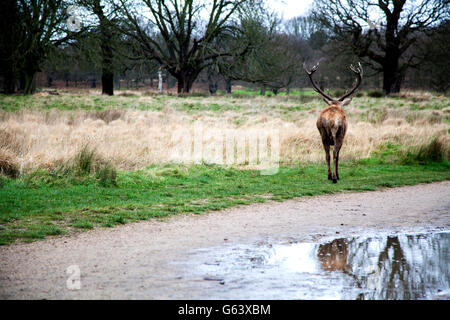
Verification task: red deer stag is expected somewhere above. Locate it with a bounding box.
[303,61,363,183]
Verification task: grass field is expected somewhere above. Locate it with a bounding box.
[0,89,449,244]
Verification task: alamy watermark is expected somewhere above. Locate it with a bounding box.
[169,123,280,175]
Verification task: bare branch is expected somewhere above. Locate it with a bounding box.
[338,62,363,101]
[303,61,335,102]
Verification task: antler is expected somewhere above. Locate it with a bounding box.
[338,62,363,101]
[303,61,335,103]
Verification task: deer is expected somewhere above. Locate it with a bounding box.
[317,238,349,271]
[303,61,363,183]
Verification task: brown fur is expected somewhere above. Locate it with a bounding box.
[317,238,349,271]
[303,61,362,183]
[317,102,348,183]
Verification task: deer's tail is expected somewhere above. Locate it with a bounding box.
[331,127,338,146]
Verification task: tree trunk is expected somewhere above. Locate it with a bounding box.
[3,70,16,94]
[383,71,404,95]
[94,0,114,96]
[393,69,405,93]
[102,71,114,95]
[158,70,163,93]
[21,70,37,95]
[208,74,218,95]
[208,81,218,95]
[382,54,401,95]
[177,77,184,93]
[207,67,218,95]
[99,48,114,95]
[382,11,403,95]
[47,75,53,87]
[225,78,232,94]
[176,73,196,94]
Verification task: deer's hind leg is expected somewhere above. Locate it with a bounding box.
[318,126,332,180]
[321,140,332,180]
[332,133,344,182]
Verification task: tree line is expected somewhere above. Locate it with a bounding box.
[0,0,448,96]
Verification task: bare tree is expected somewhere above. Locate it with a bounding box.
[312,0,448,94]
[244,33,302,94]
[219,3,302,95]
[416,20,450,92]
[77,0,118,95]
[0,0,23,93]
[0,0,85,94]
[115,0,249,93]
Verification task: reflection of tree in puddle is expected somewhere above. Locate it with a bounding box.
[317,232,449,300]
[190,232,448,299]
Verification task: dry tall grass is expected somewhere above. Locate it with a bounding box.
[0,92,448,174]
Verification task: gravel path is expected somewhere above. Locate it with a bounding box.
[1,181,449,299]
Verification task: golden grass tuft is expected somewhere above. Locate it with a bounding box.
[89,109,125,124]
[0,93,448,173]
[0,148,19,177]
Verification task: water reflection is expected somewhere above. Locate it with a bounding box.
[317,239,349,272]
[341,232,450,300]
[269,232,449,299]
[189,231,449,299]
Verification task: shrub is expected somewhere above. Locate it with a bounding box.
[73,145,96,175]
[22,147,119,187]
[72,146,118,185]
[401,136,449,164]
[96,162,117,187]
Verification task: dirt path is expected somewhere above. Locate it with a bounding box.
[1,181,449,299]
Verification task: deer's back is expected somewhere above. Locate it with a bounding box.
[316,105,347,145]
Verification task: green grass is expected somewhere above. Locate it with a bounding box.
[0,89,448,245]
[231,89,317,97]
[0,92,314,114]
[0,159,449,245]
[0,94,164,112]
[1,90,448,116]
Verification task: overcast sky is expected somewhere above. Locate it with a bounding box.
[267,0,314,20]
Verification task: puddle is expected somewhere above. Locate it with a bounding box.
[180,231,449,300]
